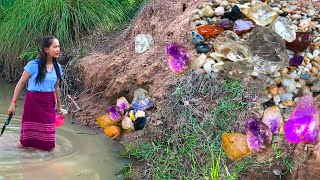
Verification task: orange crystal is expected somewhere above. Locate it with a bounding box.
[197,25,224,38]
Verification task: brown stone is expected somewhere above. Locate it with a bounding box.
[314,56,320,63]
[282,100,296,106]
[311,66,319,74]
[278,86,286,94]
[268,85,278,96]
[286,32,313,52]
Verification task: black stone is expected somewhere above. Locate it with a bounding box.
[222,5,244,21]
[134,117,147,130]
[263,101,276,109]
[279,12,289,17]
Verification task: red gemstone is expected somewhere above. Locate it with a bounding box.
[197,25,224,38]
[286,32,313,52]
[233,20,255,35]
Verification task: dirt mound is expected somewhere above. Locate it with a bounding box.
[72,0,200,126]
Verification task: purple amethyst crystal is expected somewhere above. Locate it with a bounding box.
[284,95,319,144]
[289,55,304,66]
[246,117,272,152]
[166,43,191,75]
[108,105,124,121]
[218,19,234,30]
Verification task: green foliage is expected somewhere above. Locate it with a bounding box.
[121,0,147,18]
[0,0,126,58]
[120,163,135,180]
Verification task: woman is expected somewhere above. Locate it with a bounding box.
[8,36,64,151]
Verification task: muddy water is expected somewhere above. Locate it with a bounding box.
[0,83,123,180]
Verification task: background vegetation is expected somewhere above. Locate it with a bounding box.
[0,0,146,81]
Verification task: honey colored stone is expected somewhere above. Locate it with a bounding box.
[213,30,252,62]
[268,85,278,96]
[222,133,251,160]
[197,25,224,38]
[247,2,279,26]
[282,100,296,107]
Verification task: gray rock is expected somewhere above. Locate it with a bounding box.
[311,80,320,92]
[279,92,293,101]
[306,9,316,17]
[307,76,318,85]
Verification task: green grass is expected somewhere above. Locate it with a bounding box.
[0,0,126,54]
[122,73,256,179]
[0,0,147,79]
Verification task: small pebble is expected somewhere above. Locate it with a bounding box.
[281,68,289,76]
[302,86,311,95]
[294,97,300,103]
[314,56,320,63]
[291,14,301,20]
[313,50,320,57]
[273,95,281,105]
[311,66,319,74]
[282,101,296,107]
[299,79,307,87]
[220,0,228,7]
[277,86,286,94]
[215,6,225,16]
[306,52,314,59]
[306,9,316,17]
[268,85,278,96]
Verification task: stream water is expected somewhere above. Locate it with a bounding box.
[0,83,123,180]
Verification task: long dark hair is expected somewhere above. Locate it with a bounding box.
[35,36,61,84]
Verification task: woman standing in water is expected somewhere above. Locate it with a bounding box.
[8,36,64,151]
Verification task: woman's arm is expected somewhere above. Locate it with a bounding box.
[8,70,31,115]
[55,80,62,113]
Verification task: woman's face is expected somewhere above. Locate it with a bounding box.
[45,39,60,58]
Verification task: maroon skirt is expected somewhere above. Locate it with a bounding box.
[20,91,56,151]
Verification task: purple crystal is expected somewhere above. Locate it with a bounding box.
[108,105,124,121]
[233,20,255,35]
[246,117,272,152]
[166,43,191,75]
[289,55,304,66]
[284,95,319,144]
[218,19,234,30]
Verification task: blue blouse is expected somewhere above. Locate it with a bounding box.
[24,59,63,92]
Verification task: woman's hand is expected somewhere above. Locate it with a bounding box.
[8,103,16,115]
